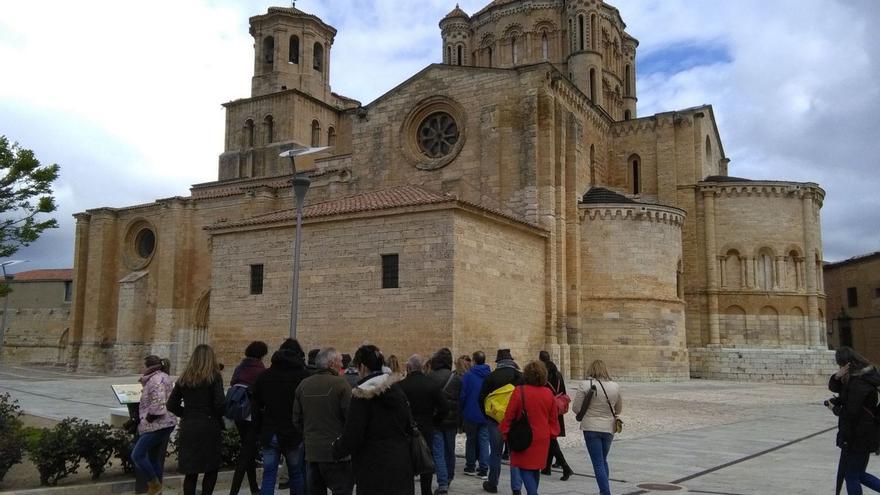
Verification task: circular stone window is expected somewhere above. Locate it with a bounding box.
[123,220,158,270]
[135,228,156,259]
[417,112,459,158]
[400,96,467,171]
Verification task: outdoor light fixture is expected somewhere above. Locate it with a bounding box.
[0,260,29,360]
[279,147,328,339]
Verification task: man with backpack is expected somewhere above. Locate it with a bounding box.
[479,349,523,494]
[460,351,491,479]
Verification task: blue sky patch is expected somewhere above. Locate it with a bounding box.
[638,41,732,75]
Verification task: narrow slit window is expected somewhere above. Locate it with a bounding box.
[457,45,463,66]
[578,15,585,51]
[631,157,640,195]
[64,281,73,302]
[313,42,324,72]
[382,254,399,289]
[847,287,858,307]
[542,32,549,60]
[250,264,264,295]
[289,35,299,64]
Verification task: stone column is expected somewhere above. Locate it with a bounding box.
[719,255,727,288]
[68,213,91,371]
[801,190,821,348]
[703,189,720,345]
[774,256,784,290]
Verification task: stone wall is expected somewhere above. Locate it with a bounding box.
[452,209,546,363]
[0,281,71,365]
[578,203,689,381]
[824,253,880,363]
[690,347,836,385]
[209,207,458,366]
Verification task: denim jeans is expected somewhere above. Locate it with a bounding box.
[463,420,489,472]
[260,436,304,495]
[487,422,521,490]
[840,448,880,495]
[131,426,174,481]
[519,469,540,495]
[432,428,457,489]
[584,431,614,495]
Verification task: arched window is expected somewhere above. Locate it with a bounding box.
[263,115,274,144]
[568,19,573,49]
[578,15,585,51]
[457,45,463,66]
[625,64,632,96]
[327,126,336,147]
[624,110,631,120]
[289,35,299,64]
[244,119,254,148]
[313,43,324,72]
[263,36,275,65]
[756,248,775,290]
[723,249,742,288]
[511,37,518,64]
[706,135,712,162]
[487,46,493,67]
[446,45,452,64]
[311,120,321,147]
[541,32,549,60]
[590,14,597,50]
[589,68,596,101]
[629,154,641,195]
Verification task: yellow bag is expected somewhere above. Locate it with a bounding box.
[484,384,515,422]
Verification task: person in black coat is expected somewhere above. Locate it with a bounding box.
[828,346,880,495]
[166,344,225,495]
[478,349,523,494]
[399,354,448,495]
[333,345,414,495]
[252,348,311,495]
[539,351,572,480]
[428,348,461,495]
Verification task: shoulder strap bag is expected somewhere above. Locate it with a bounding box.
[507,385,533,452]
[400,399,435,475]
[597,380,623,434]
[575,379,596,422]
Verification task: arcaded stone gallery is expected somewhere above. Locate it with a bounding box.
[64,0,834,382]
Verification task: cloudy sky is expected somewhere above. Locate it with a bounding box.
[0,0,877,272]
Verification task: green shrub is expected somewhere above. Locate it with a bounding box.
[28,419,81,486]
[109,428,135,474]
[220,426,240,467]
[0,393,26,482]
[69,420,115,480]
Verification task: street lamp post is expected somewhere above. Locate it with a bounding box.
[0,260,29,360]
[279,147,328,339]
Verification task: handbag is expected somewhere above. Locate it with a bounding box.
[407,420,435,474]
[507,386,533,452]
[597,380,623,433]
[553,377,571,415]
[575,379,596,422]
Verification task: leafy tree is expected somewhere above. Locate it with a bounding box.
[0,135,59,295]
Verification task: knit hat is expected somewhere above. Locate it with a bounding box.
[495,349,513,362]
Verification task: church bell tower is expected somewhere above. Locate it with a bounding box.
[249,6,336,101]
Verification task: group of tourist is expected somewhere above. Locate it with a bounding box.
[129,341,624,495]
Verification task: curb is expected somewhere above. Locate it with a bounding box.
[7,469,240,495]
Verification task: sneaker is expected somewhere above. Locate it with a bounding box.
[478,470,489,480]
[482,481,498,493]
[513,491,522,495]
[434,490,448,495]
[464,467,477,476]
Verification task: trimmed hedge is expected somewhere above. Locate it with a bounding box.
[0,393,26,483]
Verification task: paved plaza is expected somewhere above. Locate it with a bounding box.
[0,364,845,494]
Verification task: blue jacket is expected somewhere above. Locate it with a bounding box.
[459,364,491,424]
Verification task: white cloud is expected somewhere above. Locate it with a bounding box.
[0,0,877,269]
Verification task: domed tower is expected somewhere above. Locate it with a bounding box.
[249,6,336,101]
[440,5,472,66]
[565,2,603,108]
[621,35,638,119]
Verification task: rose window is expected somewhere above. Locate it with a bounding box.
[417,112,459,158]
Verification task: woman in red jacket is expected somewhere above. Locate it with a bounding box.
[500,361,560,495]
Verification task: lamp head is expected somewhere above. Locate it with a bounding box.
[292,176,311,209]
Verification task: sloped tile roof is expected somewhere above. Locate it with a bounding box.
[703,175,753,183]
[12,269,74,282]
[580,187,638,204]
[209,185,455,230]
[443,4,470,19]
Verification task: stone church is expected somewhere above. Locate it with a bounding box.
[65,0,835,382]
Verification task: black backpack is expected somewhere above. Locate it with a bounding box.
[507,386,532,452]
[224,384,252,422]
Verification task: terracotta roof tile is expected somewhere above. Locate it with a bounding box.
[443,4,470,20]
[209,186,454,230]
[12,269,74,282]
[580,187,638,204]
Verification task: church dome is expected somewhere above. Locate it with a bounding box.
[442,4,470,21]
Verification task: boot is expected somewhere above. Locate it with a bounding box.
[540,466,552,475]
[560,463,573,481]
[147,479,163,495]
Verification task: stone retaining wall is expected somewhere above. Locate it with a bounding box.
[689,347,836,385]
